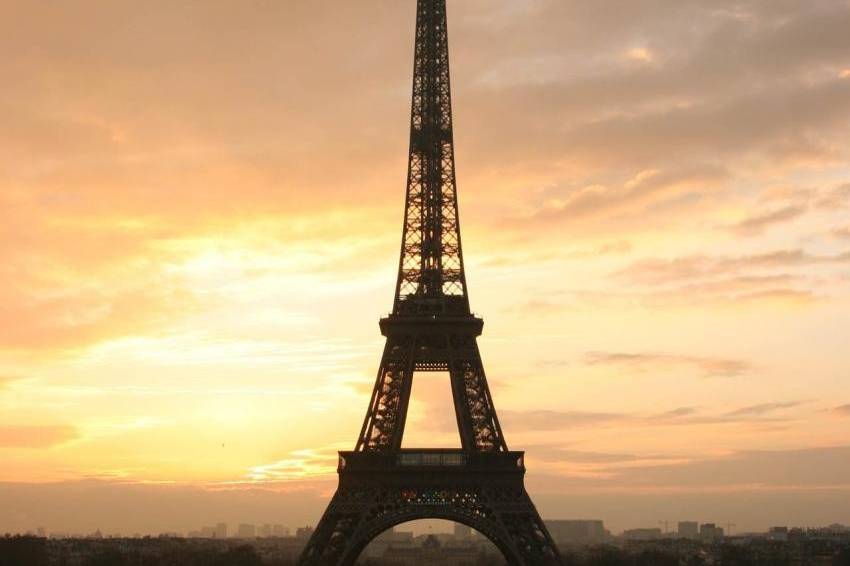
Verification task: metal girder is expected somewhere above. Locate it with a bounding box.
[354,323,507,453]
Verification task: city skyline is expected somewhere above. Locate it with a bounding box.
[2,0,850,540]
[3,480,849,538]
[9,518,850,543]
[7,523,850,566]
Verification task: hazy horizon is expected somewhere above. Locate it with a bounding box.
[1,0,849,538]
[3,476,850,537]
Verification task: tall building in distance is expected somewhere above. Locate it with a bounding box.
[623,528,663,541]
[272,524,289,538]
[546,520,609,545]
[700,523,725,542]
[678,521,699,539]
[237,524,257,539]
[453,523,472,541]
[215,523,227,539]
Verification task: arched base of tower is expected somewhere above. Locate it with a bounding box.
[297,450,562,566]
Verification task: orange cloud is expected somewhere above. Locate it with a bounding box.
[0,425,78,448]
[618,249,850,284]
[0,275,196,352]
[582,351,751,378]
[522,165,729,226]
[730,204,807,236]
[0,376,26,389]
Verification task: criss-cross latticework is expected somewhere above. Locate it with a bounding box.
[395,0,466,314]
[298,2,562,564]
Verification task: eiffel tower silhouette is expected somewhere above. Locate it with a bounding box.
[298,1,562,564]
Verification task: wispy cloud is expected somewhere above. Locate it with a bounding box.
[814,183,850,209]
[0,376,27,389]
[502,401,807,433]
[583,351,750,378]
[0,425,78,448]
[521,165,729,226]
[728,183,849,237]
[618,249,850,285]
[656,407,700,419]
[730,204,807,236]
[500,410,628,431]
[650,402,806,425]
[830,227,850,240]
[526,446,674,465]
[725,401,804,417]
[527,446,850,493]
[246,448,341,482]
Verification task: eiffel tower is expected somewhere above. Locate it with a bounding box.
[298,1,562,564]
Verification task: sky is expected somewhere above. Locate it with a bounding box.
[1,0,850,536]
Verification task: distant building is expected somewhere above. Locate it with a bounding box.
[546,520,609,545]
[383,529,414,545]
[700,523,724,542]
[237,524,256,538]
[272,524,289,537]
[768,527,789,542]
[453,523,472,541]
[623,528,662,541]
[215,523,227,539]
[362,528,416,558]
[808,524,850,542]
[200,526,215,538]
[382,534,493,566]
[296,526,314,540]
[678,521,699,539]
[258,524,273,538]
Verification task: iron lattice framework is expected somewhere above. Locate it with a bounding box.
[395,0,466,314]
[298,2,562,565]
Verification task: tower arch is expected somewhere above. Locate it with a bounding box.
[348,516,516,565]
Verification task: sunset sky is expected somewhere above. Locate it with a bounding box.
[2,0,850,535]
